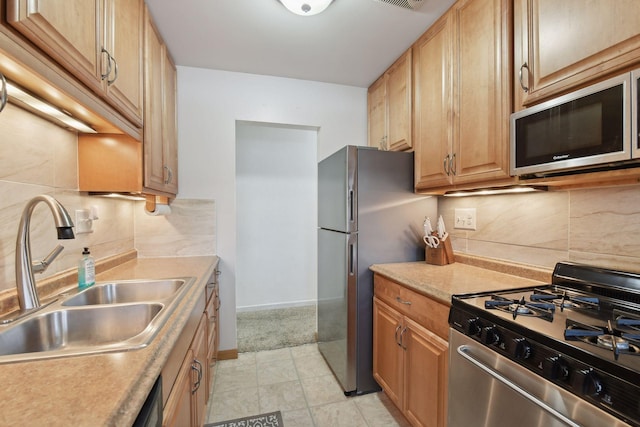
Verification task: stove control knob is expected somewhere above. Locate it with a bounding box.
[512,338,532,359]
[466,318,482,336]
[542,356,569,380]
[482,326,501,346]
[572,369,603,397]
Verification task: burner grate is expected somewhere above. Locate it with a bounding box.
[565,318,640,360]
[530,288,600,312]
[485,295,554,321]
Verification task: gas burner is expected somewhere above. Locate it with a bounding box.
[597,335,630,351]
[565,319,640,359]
[485,295,554,321]
[530,289,600,312]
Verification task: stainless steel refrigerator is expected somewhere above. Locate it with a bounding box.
[317,145,437,395]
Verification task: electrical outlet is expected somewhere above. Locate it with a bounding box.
[454,208,477,230]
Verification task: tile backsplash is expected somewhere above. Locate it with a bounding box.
[440,184,640,273]
[0,103,216,297]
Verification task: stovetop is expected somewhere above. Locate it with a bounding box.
[449,262,640,426]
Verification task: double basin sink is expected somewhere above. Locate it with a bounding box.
[0,277,195,364]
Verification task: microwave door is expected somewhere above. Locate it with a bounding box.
[510,72,632,177]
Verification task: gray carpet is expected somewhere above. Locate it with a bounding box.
[237,305,316,352]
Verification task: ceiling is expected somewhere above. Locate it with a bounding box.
[146,0,455,88]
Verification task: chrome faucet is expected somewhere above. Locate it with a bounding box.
[15,195,75,311]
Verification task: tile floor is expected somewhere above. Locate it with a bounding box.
[205,343,411,426]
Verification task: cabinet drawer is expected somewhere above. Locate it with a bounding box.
[374,274,450,340]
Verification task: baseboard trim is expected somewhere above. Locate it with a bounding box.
[217,349,238,360]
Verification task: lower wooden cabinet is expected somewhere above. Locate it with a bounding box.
[162,348,194,427]
[164,313,208,427]
[205,276,220,397]
[373,274,449,427]
[163,269,220,427]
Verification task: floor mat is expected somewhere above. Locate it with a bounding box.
[205,411,283,427]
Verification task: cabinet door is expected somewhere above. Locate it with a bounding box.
[7,0,104,93]
[386,50,412,151]
[373,297,404,409]
[515,0,640,109]
[163,349,194,427]
[368,76,386,149]
[143,10,167,192]
[403,318,448,427]
[413,13,454,190]
[453,0,510,183]
[144,7,178,196]
[191,315,208,427]
[162,52,179,195]
[104,0,143,126]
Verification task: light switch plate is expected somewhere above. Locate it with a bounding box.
[454,208,477,230]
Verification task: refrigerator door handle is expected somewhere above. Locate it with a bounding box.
[348,188,355,224]
[349,242,355,275]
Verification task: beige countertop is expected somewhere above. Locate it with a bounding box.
[370,259,548,305]
[0,255,218,427]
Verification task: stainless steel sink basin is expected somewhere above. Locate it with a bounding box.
[62,279,185,306]
[0,304,162,356]
[0,276,195,364]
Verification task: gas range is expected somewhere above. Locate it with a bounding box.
[449,262,640,426]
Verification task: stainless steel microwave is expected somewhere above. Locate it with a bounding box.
[510,70,640,177]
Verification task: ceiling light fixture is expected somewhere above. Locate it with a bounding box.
[278,0,334,16]
[5,82,96,133]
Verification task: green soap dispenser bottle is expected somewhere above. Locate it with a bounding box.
[78,247,96,289]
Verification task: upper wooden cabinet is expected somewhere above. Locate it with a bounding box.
[514,0,640,110]
[144,9,178,195]
[6,0,144,127]
[78,7,178,198]
[414,0,512,192]
[367,50,412,151]
[413,14,454,188]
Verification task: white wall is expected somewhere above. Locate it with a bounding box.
[176,67,367,350]
[236,123,317,311]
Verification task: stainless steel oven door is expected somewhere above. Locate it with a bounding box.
[448,329,628,427]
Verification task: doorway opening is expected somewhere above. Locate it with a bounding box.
[235,121,318,352]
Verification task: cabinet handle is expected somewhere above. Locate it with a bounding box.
[0,71,7,113]
[519,62,530,93]
[191,359,203,394]
[394,324,402,346]
[400,327,408,350]
[107,54,119,85]
[395,296,412,305]
[443,154,450,175]
[100,48,112,81]
[450,153,456,176]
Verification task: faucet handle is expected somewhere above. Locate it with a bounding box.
[31,245,65,274]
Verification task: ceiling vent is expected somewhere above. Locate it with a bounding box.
[374,0,426,10]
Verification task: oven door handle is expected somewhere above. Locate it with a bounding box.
[457,345,582,427]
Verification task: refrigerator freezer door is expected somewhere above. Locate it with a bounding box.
[317,228,357,393]
[318,146,357,233]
